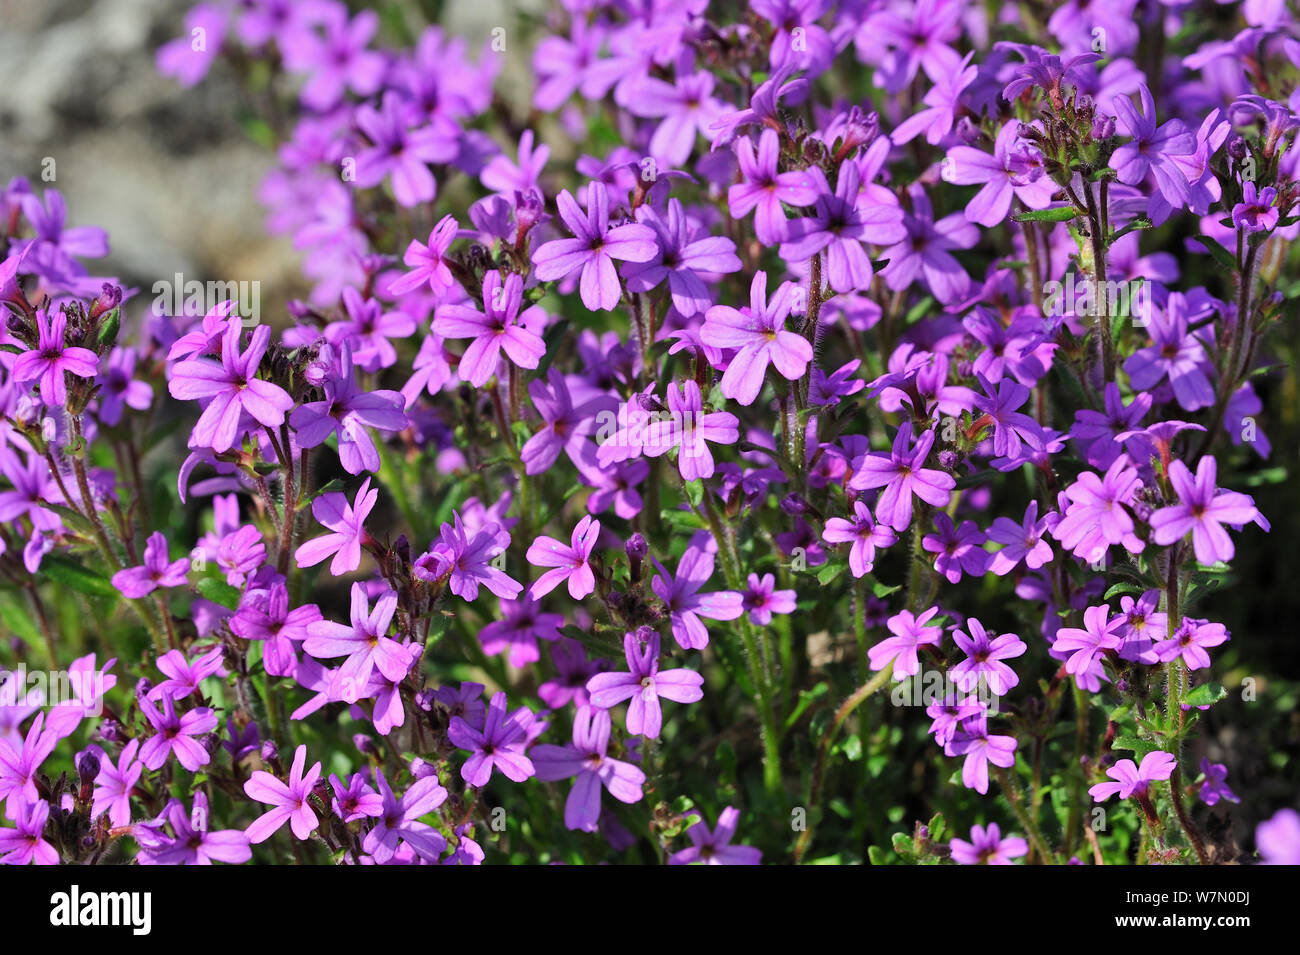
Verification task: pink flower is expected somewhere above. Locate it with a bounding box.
[243,744,323,843]
[527,515,601,601]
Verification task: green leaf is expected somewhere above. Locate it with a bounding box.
[816,562,846,586]
[891,832,915,860]
[784,682,829,730]
[1242,467,1288,487]
[1013,206,1079,223]
[870,578,902,599]
[1194,235,1237,272]
[304,477,345,505]
[1109,216,1152,242]
[1103,581,1146,601]
[1112,735,1161,759]
[1184,683,1227,707]
[0,597,42,651]
[46,503,98,538]
[39,555,117,599]
[903,296,935,327]
[196,578,242,610]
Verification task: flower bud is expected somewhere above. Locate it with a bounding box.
[780,493,807,516]
[77,751,100,787]
[1090,114,1115,140]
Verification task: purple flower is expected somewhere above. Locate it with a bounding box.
[951,619,1026,696]
[480,130,549,198]
[702,271,813,406]
[1110,86,1195,207]
[95,347,154,426]
[532,185,658,311]
[727,130,818,244]
[0,714,57,813]
[1051,457,1145,564]
[1256,808,1300,865]
[243,744,322,843]
[947,714,1018,795]
[480,596,563,667]
[623,199,741,316]
[92,739,142,827]
[1150,457,1267,565]
[142,792,251,865]
[1233,180,1279,233]
[362,770,448,864]
[390,214,459,296]
[11,307,98,407]
[986,501,1053,576]
[822,500,897,577]
[304,583,413,702]
[587,629,704,739]
[532,705,646,832]
[290,344,407,475]
[668,806,761,865]
[623,67,726,167]
[927,695,985,749]
[709,62,808,147]
[148,646,224,701]
[1153,618,1229,670]
[0,798,57,865]
[651,546,744,650]
[781,164,907,293]
[849,424,955,532]
[944,121,1056,226]
[1111,591,1166,664]
[416,512,522,602]
[892,52,977,146]
[868,606,943,678]
[449,691,536,786]
[949,822,1028,865]
[325,289,417,374]
[230,581,321,677]
[111,531,190,599]
[741,573,796,626]
[972,372,1045,461]
[295,477,378,575]
[527,515,600,601]
[352,92,458,208]
[520,367,615,476]
[138,693,217,772]
[156,5,227,88]
[216,524,266,587]
[539,639,606,711]
[1123,293,1214,411]
[281,7,384,111]
[880,184,978,305]
[922,514,989,584]
[1198,759,1240,807]
[432,271,546,388]
[1054,605,1124,689]
[329,772,383,823]
[1089,750,1177,802]
[167,317,293,452]
[663,380,739,481]
[1069,383,1152,470]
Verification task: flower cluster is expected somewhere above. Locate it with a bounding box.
[0,0,1295,867]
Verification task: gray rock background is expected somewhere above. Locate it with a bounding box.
[0,0,543,317]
